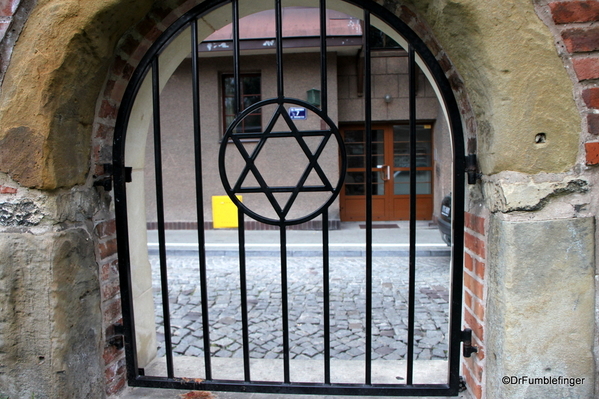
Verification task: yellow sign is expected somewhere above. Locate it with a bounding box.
[212,195,241,228]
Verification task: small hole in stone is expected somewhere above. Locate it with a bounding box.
[535,133,546,144]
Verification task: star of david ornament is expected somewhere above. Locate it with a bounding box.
[218,98,347,226]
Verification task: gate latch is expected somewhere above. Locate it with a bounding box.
[94,164,114,192]
[461,328,478,358]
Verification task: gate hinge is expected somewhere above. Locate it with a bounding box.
[94,163,114,191]
[106,322,125,350]
[461,328,478,358]
[465,154,481,185]
[459,376,467,392]
[93,164,132,191]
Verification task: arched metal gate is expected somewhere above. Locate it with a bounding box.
[113,0,468,396]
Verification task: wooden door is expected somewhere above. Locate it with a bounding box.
[340,124,433,221]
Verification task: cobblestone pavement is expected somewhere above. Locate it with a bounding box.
[151,255,451,363]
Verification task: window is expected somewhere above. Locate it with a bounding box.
[222,74,261,134]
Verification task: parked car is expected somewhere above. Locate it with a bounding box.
[438,195,451,245]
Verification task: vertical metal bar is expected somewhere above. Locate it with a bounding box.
[322,209,331,384]
[280,225,291,383]
[152,57,175,379]
[276,1,288,381]
[363,9,373,386]
[232,0,241,115]
[448,97,466,389]
[191,20,212,381]
[319,0,328,114]
[275,0,284,100]
[319,11,331,384]
[238,208,251,382]
[406,44,417,385]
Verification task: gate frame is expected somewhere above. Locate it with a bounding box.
[112,0,466,395]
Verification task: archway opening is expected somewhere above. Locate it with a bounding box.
[113,0,465,395]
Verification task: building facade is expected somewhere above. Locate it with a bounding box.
[145,8,451,229]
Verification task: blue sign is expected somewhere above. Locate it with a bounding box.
[288,107,306,119]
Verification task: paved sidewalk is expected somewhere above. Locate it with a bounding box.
[152,255,451,362]
[147,221,451,257]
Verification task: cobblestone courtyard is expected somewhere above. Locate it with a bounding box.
[150,255,451,363]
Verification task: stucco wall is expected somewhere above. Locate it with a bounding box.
[338,51,440,123]
[144,52,340,225]
[146,49,451,226]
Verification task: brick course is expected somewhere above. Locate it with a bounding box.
[0,0,19,17]
[562,27,599,53]
[0,185,17,194]
[463,212,486,399]
[585,142,599,164]
[573,56,599,81]
[583,87,599,109]
[588,113,599,135]
[465,231,486,259]
[550,1,599,24]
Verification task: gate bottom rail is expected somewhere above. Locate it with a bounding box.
[131,375,458,396]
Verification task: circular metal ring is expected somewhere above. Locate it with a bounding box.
[218,97,347,226]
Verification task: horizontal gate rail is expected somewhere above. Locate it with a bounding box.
[130,377,458,396]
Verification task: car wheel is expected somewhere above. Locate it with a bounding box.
[442,233,451,246]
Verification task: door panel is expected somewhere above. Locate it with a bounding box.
[340,124,433,221]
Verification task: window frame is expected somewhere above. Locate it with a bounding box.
[221,72,262,137]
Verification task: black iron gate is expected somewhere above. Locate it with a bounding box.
[113,0,468,395]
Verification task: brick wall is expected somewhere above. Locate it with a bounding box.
[92,2,184,395]
[462,212,486,399]
[0,0,19,42]
[94,217,127,396]
[0,0,28,87]
[539,1,599,161]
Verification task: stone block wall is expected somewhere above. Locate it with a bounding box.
[0,182,107,398]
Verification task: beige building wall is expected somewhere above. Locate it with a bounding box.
[148,49,449,226]
[338,51,440,123]
[145,51,340,226]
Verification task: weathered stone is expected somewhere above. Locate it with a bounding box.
[483,172,589,213]
[0,0,156,189]
[487,217,595,399]
[0,198,44,226]
[402,0,580,175]
[0,228,103,399]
